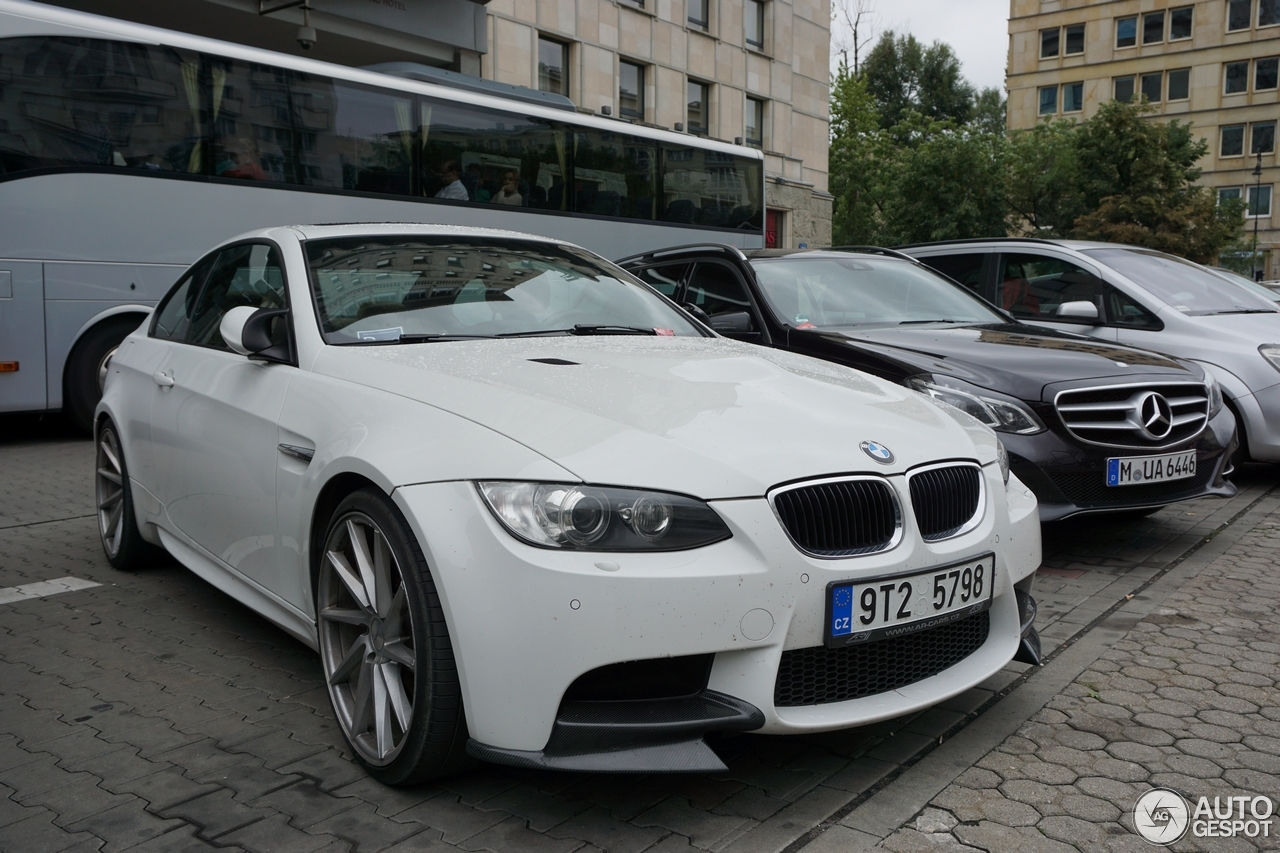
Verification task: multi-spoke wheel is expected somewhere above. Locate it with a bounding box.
[317,489,469,784]
[95,421,159,569]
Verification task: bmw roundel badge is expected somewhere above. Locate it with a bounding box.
[860,440,895,464]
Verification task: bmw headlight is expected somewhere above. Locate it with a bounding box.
[477,482,732,551]
[1260,344,1280,375]
[906,375,1044,435]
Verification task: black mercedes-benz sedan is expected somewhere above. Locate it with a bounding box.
[616,245,1238,522]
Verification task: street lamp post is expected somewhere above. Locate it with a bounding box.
[1253,152,1264,281]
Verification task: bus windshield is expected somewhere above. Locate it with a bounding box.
[305,237,705,343]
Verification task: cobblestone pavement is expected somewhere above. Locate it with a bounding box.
[2,421,1277,853]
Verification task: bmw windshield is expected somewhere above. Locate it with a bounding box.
[306,237,705,344]
[750,256,1006,328]
[1083,248,1278,316]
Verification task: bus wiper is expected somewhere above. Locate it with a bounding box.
[898,318,959,325]
[570,324,658,336]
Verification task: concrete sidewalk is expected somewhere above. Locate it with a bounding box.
[802,494,1280,852]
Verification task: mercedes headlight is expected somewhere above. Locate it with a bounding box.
[996,439,1010,485]
[477,482,732,551]
[1260,345,1280,375]
[1205,373,1224,418]
[906,375,1044,435]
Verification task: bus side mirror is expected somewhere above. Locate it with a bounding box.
[219,305,292,364]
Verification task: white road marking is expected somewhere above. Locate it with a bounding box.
[0,576,101,604]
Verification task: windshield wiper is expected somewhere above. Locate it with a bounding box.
[898,318,960,325]
[394,333,495,343]
[569,324,658,336]
[1213,309,1276,315]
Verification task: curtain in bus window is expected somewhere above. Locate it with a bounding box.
[660,145,760,229]
[0,37,199,176]
[572,129,657,220]
[421,99,561,209]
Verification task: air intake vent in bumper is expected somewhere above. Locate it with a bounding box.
[774,611,990,706]
[908,464,983,540]
[770,477,901,557]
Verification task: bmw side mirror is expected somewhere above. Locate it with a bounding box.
[708,310,755,337]
[1057,300,1099,321]
[218,305,292,364]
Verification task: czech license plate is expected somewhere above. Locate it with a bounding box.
[825,553,995,648]
[1106,451,1196,487]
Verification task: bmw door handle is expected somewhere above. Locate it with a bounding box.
[152,370,174,387]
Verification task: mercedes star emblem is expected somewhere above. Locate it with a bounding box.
[1137,392,1174,440]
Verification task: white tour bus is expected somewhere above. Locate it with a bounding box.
[0,0,765,429]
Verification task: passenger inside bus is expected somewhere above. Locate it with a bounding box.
[216,138,266,181]
[495,170,523,206]
[434,160,469,200]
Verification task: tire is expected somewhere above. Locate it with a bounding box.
[65,317,144,434]
[95,420,164,570]
[316,488,471,785]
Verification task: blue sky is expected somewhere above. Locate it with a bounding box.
[831,0,1010,92]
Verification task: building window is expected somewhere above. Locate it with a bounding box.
[1225,61,1249,93]
[1248,185,1273,218]
[1254,121,1277,154]
[1141,72,1163,102]
[745,96,764,148]
[1063,81,1084,112]
[1040,28,1060,58]
[688,0,709,28]
[745,0,764,48]
[1143,11,1165,43]
[1039,85,1058,115]
[687,80,708,135]
[1065,24,1085,54]
[619,60,645,119]
[1168,68,1191,100]
[1228,0,1252,30]
[1258,57,1280,90]
[619,0,644,8]
[1170,6,1194,39]
[537,37,569,97]
[1116,16,1138,47]
[1114,76,1136,102]
[1219,186,1243,205]
[1262,0,1279,26]
[1221,124,1246,156]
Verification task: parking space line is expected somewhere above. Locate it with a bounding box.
[0,576,101,604]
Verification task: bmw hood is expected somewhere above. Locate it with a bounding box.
[312,337,994,498]
[814,323,1193,400]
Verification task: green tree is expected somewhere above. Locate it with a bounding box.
[861,32,974,128]
[1004,119,1085,236]
[828,65,882,245]
[971,87,1007,136]
[1067,100,1244,263]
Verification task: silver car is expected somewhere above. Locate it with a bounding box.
[900,239,1280,463]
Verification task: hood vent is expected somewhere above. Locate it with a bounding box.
[527,357,580,366]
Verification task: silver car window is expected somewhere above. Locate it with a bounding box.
[1084,248,1278,316]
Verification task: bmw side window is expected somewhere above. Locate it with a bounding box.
[151,258,215,342]
[997,254,1103,321]
[634,263,690,299]
[686,263,754,319]
[184,243,288,350]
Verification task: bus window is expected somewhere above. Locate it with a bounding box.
[661,146,762,229]
[573,129,657,220]
[0,37,198,174]
[421,99,563,207]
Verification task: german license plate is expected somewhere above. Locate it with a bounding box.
[1106,451,1196,487]
[825,553,995,648]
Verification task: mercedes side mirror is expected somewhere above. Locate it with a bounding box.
[1057,301,1099,321]
[708,310,756,336]
[219,305,292,364]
